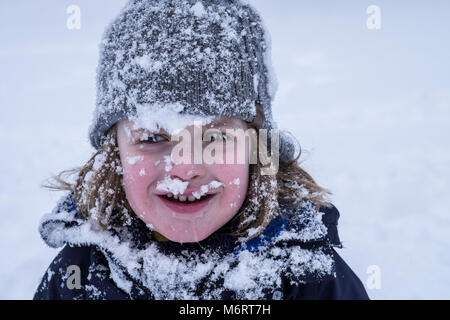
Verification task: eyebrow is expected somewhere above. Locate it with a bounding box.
[131,126,168,134]
[129,119,238,135]
[207,119,235,127]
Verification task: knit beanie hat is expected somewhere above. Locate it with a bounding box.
[89,0,296,162]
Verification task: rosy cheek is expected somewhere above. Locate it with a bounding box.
[220,168,248,206]
[122,157,155,200]
[124,166,149,186]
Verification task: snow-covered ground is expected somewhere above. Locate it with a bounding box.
[1,0,449,299]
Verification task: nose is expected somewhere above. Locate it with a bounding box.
[168,163,207,182]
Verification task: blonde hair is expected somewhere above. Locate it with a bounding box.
[43,105,332,241]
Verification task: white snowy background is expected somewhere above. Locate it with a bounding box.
[1,0,449,299]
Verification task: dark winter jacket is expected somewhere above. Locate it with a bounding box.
[33,193,369,300]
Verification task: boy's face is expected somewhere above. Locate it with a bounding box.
[117,117,250,243]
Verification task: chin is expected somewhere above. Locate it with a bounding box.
[162,227,213,243]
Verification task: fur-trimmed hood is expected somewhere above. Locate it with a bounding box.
[38,192,343,299]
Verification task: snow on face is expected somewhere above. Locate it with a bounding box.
[126,155,144,165]
[129,103,215,137]
[156,175,189,195]
[117,117,250,243]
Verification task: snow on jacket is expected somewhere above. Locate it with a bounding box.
[33,193,369,300]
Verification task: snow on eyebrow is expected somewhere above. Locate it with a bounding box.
[207,116,245,128]
[129,102,214,136]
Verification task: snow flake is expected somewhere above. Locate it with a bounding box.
[126,155,144,165]
[190,1,207,18]
[163,155,173,172]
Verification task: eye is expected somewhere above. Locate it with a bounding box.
[139,133,168,144]
[204,130,230,143]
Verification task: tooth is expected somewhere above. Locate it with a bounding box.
[179,195,187,202]
[188,195,196,202]
[167,194,173,198]
[174,195,179,200]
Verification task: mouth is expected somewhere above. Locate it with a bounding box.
[157,192,218,214]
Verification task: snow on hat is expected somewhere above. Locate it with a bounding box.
[89,0,296,161]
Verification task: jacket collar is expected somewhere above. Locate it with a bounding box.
[39,192,341,299]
